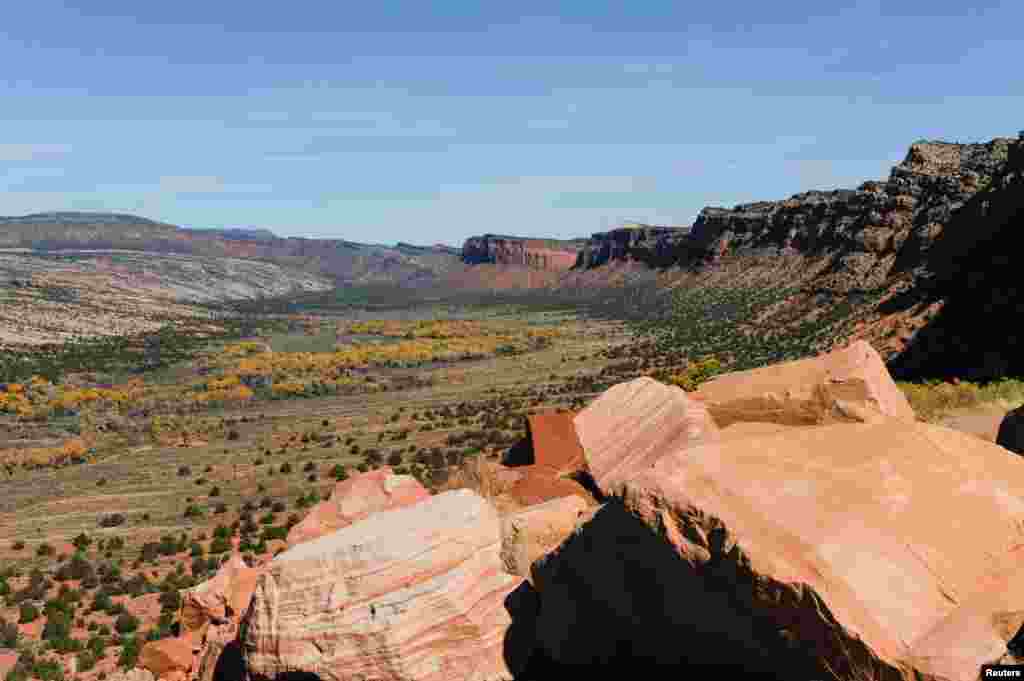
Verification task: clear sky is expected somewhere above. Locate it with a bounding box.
[1,1,1021,245]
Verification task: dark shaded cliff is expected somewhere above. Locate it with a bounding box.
[887,135,1024,380]
[573,225,690,268]
[567,138,1014,296]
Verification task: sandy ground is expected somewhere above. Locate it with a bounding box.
[936,404,1015,442]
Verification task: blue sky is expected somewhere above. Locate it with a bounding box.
[1,1,1021,245]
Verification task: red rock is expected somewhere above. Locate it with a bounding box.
[286,466,430,546]
[572,377,719,493]
[532,418,1024,680]
[243,489,522,681]
[503,411,591,507]
[693,339,916,426]
[17,617,44,639]
[139,637,192,678]
[0,650,18,680]
[179,553,262,681]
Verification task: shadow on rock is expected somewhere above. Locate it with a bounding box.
[504,502,828,681]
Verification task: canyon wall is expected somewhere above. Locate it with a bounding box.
[461,234,585,271]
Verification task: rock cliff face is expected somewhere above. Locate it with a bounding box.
[568,138,1015,296]
[573,226,690,268]
[886,135,1024,379]
[683,138,1014,293]
[461,235,584,271]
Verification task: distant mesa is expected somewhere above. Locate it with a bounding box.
[461,233,590,271]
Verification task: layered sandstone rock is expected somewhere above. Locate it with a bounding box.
[572,377,719,493]
[574,225,690,269]
[243,489,523,681]
[500,494,589,578]
[462,235,583,271]
[693,339,916,426]
[286,467,430,546]
[531,417,1024,680]
[178,553,262,681]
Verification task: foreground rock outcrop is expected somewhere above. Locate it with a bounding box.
[138,637,192,681]
[286,466,430,546]
[693,339,917,426]
[179,554,262,681]
[243,489,523,681]
[531,415,1024,680]
[572,377,719,493]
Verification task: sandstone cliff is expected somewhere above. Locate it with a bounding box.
[573,225,690,269]
[461,235,585,271]
[568,138,1015,295]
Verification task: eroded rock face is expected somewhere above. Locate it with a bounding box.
[500,495,589,579]
[532,418,1024,681]
[572,377,719,494]
[462,235,583,271]
[286,467,430,546]
[179,554,262,681]
[574,226,690,269]
[243,489,523,681]
[693,339,916,426]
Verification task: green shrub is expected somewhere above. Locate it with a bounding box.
[118,635,141,669]
[209,536,231,554]
[19,603,39,624]
[114,612,139,634]
[77,650,98,672]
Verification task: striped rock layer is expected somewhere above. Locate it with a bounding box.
[243,489,521,681]
[287,467,430,547]
[572,376,720,493]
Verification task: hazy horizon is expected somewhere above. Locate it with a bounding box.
[2,1,1021,244]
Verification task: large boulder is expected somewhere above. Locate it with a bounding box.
[286,466,430,546]
[500,495,589,578]
[503,411,590,507]
[572,377,719,493]
[692,339,917,426]
[531,418,1024,680]
[996,404,1024,455]
[139,637,192,680]
[243,489,524,681]
[179,553,263,681]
